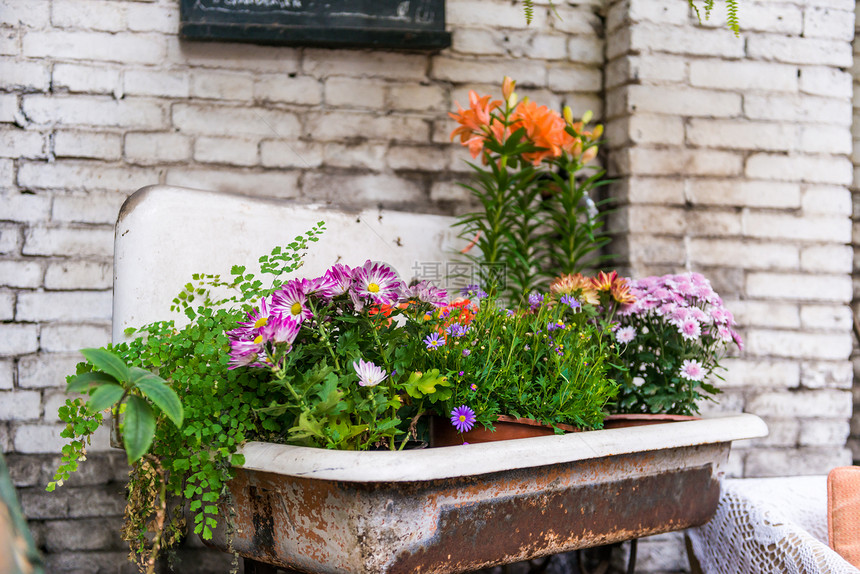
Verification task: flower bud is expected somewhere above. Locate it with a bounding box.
[581,110,593,124]
[563,106,574,125]
[507,92,518,109]
[502,76,516,101]
[593,124,604,139]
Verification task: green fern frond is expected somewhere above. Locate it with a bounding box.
[687,0,702,23]
[726,0,740,36]
[523,0,535,25]
[703,0,715,19]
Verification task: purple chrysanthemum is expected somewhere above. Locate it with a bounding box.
[262,313,301,346]
[352,260,403,306]
[319,263,354,299]
[407,280,449,306]
[271,280,313,322]
[450,405,476,433]
[228,338,264,370]
[353,358,388,387]
[679,359,704,382]
[424,332,445,350]
[460,284,488,299]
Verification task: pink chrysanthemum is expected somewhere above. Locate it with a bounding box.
[352,358,388,387]
[679,318,701,341]
[271,280,313,322]
[679,359,704,382]
[319,264,353,299]
[450,405,476,433]
[262,313,301,346]
[352,260,403,306]
[406,280,448,307]
[615,326,636,344]
[228,338,264,370]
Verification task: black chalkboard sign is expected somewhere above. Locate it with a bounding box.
[180,0,451,50]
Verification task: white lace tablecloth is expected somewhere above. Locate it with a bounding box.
[688,476,860,574]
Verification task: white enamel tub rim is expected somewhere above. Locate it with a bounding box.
[237,412,767,483]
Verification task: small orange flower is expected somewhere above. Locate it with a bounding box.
[591,271,618,292]
[609,279,636,305]
[550,273,599,305]
[449,90,502,159]
[510,100,566,166]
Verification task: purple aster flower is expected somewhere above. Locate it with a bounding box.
[547,321,565,332]
[462,349,471,357]
[458,371,465,376]
[470,383,477,391]
[528,292,543,309]
[424,332,445,350]
[352,260,404,306]
[319,263,354,299]
[446,323,469,338]
[352,358,388,387]
[407,280,449,307]
[450,405,476,433]
[559,294,581,310]
[460,284,488,299]
[271,280,313,322]
[679,359,704,382]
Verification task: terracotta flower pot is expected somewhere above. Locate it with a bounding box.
[429,414,579,447]
[602,413,700,429]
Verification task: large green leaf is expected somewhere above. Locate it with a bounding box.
[80,348,131,382]
[123,396,156,463]
[87,383,125,413]
[67,371,116,393]
[130,367,184,429]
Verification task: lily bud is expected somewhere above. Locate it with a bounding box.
[507,92,518,109]
[581,110,593,124]
[563,106,574,125]
[502,76,516,101]
[593,124,604,139]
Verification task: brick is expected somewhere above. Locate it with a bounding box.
[307,111,429,143]
[23,30,166,65]
[801,245,853,273]
[190,70,254,101]
[0,224,21,254]
[0,290,12,321]
[621,85,742,118]
[628,24,746,58]
[723,300,800,328]
[16,290,111,322]
[23,95,165,129]
[0,359,12,390]
[322,142,387,170]
[800,67,853,98]
[387,145,448,171]
[745,154,853,185]
[685,210,742,236]
[0,59,50,91]
[52,63,121,95]
[0,259,43,288]
[259,140,323,169]
[689,60,798,92]
[53,130,122,161]
[708,1,802,34]
[431,56,543,85]
[44,260,112,290]
[606,55,688,89]
[748,272,852,302]
[51,0,125,32]
[126,2,179,33]
[551,4,603,34]
[165,168,301,200]
[0,390,41,421]
[621,235,686,265]
[304,49,428,81]
[686,180,801,209]
[744,94,851,125]
[67,483,126,518]
[0,127,45,159]
[449,28,507,56]
[0,193,51,223]
[18,352,82,389]
[621,0,690,26]
[254,75,322,106]
[44,550,144,574]
[18,160,161,193]
[0,323,39,355]
[747,390,852,418]
[41,324,110,352]
[430,180,472,203]
[23,226,114,258]
[567,36,604,65]
[800,304,852,330]
[172,104,301,138]
[16,422,111,455]
[19,488,69,519]
[1,0,50,28]
[619,147,742,177]
[687,119,797,152]
[168,39,300,73]
[547,64,602,93]
[0,27,17,57]
[52,193,125,225]
[124,131,192,165]
[301,172,424,205]
[799,124,852,154]
[802,185,851,214]
[742,212,851,242]
[804,6,855,40]
[616,114,685,146]
[0,159,11,190]
[325,77,386,109]
[801,360,853,389]
[614,177,685,205]
[388,83,446,112]
[751,419,799,447]
[44,517,124,552]
[750,34,853,67]
[721,359,801,390]
[194,136,259,167]
[0,94,18,123]
[610,205,685,234]
[745,329,852,359]
[123,68,189,98]
[799,420,850,446]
